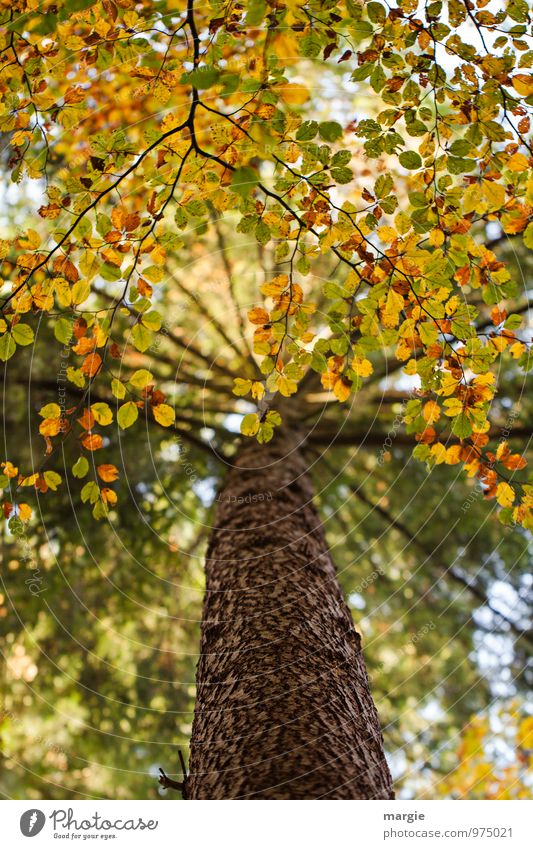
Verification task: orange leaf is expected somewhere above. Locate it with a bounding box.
[53,255,79,282]
[97,464,119,482]
[247,307,270,325]
[101,488,118,505]
[77,409,95,431]
[81,352,102,377]
[39,418,61,437]
[82,433,103,451]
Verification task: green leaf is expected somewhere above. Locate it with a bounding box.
[111,378,126,399]
[231,166,258,198]
[117,402,139,430]
[504,314,523,330]
[141,310,162,331]
[296,121,318,141]
[330,166,353,185]
[300,33,322,58]
[375,174,393,198]
[129,369,153,390]
[452,412,473,439]
[132,323,153,353]
[0,334,16,361]
[67,367,86,388]
[399,151,422,170]
[91,402,113,426]
[11,324,34,346]
[523,222,533,250]
[44,470,62,490]
[81,481,99,504]
[54,317,73,344]
[319,121,343,142]
[255,220,271,245]
[184,65,219,90]
[72,456,89,478]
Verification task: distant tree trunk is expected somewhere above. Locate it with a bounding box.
[187,431,393,799]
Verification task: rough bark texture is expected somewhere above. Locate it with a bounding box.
[187,432,393,799]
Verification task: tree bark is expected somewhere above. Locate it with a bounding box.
[187,431,393,799]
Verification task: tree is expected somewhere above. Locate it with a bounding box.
[0,0,532,800]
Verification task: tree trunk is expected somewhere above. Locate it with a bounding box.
[187,431,393,799]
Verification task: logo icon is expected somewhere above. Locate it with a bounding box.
[20,809,46,837]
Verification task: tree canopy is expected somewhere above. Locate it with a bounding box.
[0,0,532,800]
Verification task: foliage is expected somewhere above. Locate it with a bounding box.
[0,0,532,525]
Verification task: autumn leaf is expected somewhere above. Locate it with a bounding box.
[152,404,175,427]
[248,307,270,326]
[117,402,139,430]
[496,482,515,508]
[240,413,260,437]
[91,403,113,426]
[97,464,119,482]
[82,433,103,451]
[81,353,102,378]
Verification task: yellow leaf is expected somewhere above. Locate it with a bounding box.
[101,487,118,506]
[496,481,515,508]
[446,445,462,464]
[233,378,252,396]
[352,356,373,377]
[39,418,61,437]
[428,228,445,247]
[279,83,310,105]
[482,180,506,211]
[423,400,440,424]
[260,275,288,298]
[507,152,529,173]
[276,374,298,397]
[2,461,18,478]
[251,382,265,400]
[377,226,397,243]
[430,442,447,464]
[512,74,533,97]
[18,503,32,522]
[39,403,61,419]
[71,281,91,305]
[383,287,404,328]
[333,377,351,402]
[240,413,260,437]
[91,402,113,426]
[129,369,153,390]
[152,404,175,427]
[463,183,484,214]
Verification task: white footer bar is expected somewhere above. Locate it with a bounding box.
[3,799,532,848]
